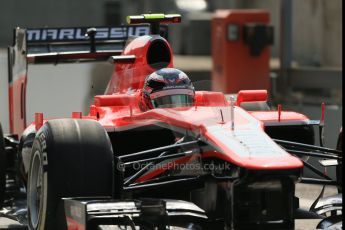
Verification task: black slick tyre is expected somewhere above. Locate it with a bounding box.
[27,119,114,230]
[0,123,5,208]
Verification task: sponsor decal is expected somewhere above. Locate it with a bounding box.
[26,26,150,42]
[39,133,47,151]
[39,133,48,167]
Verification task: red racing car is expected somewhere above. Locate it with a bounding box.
[0,14,342,230]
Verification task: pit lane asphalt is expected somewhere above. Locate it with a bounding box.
[0,184,338,230]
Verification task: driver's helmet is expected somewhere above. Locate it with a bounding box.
[141,68,195,110]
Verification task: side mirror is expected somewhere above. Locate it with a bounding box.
[236,90,268,106]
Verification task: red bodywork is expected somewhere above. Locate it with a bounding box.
[8,32,28,135]
[105,35,174,95]
[8,75,27,134]
[91,94,303,171]
[94,35,304,172]
[25,32,306,179]
[8,24,307,176]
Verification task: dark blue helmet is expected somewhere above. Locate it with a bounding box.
[142,68,195,110]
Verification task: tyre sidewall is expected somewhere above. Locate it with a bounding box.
[27,128,53,230]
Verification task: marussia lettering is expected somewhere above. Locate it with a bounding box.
[26,26,150,42]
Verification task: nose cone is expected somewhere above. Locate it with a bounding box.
[206,127,304,170]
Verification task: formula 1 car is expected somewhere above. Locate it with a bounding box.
[0,14,342,230]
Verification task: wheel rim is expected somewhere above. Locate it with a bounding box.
[28,151,43,228]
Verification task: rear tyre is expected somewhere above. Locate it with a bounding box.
[0,123,6,208]
[27,119,114,230]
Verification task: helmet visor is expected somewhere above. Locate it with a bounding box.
[151,94,194,108]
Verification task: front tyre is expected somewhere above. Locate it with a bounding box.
[27,119,114,230]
